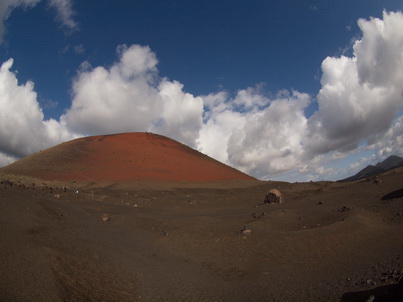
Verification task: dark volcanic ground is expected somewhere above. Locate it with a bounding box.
[0,170,403,301]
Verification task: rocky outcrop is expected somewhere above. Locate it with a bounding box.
[264,189,283,204]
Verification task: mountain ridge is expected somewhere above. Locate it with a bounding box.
[340,155,403,182]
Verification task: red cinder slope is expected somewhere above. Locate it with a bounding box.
[1,132,255,182]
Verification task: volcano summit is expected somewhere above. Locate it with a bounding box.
[1,132,254,183]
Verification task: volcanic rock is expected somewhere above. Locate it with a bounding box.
[101,214,110,222]
[264,189,283,204]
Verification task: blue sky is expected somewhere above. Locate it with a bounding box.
[1,0,403,182]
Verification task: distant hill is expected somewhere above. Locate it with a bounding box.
[340,155,403,182]
[0,132,255,183]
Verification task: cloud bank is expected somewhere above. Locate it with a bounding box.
[302,11,403,176]
[64,44,204,147]
[1,10,403,181]
[0,59,76,165]
[307,11,403,155]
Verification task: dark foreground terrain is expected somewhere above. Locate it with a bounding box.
[0,171,402,301]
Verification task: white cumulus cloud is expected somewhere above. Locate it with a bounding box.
[197,94,246,163]
[0,152,17,167]
[64,44,203,147]
[306,11,403,159]
[196,89,310,178]
[371,116,403,159]
[227,91,310,178]
[196,11,403,180]
[0,59,76,160]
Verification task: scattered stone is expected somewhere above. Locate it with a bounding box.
[380,269,402,283]
[54,194,60,199]
[240,226,251,236]
[2,180,13,187]
[366,295,375,302]
[101,214,110,222]
[252,211,268,219]
[264,189,283,204]
[241,229,252,236]
[161,231,169,237]
[318,201,324,205]
[353,269,402,290]
[373,177,382,184]
[340,206,352,212]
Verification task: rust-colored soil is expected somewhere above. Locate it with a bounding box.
[1,132,254,183]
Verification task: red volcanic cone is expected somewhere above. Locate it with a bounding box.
[1,132,255,183]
